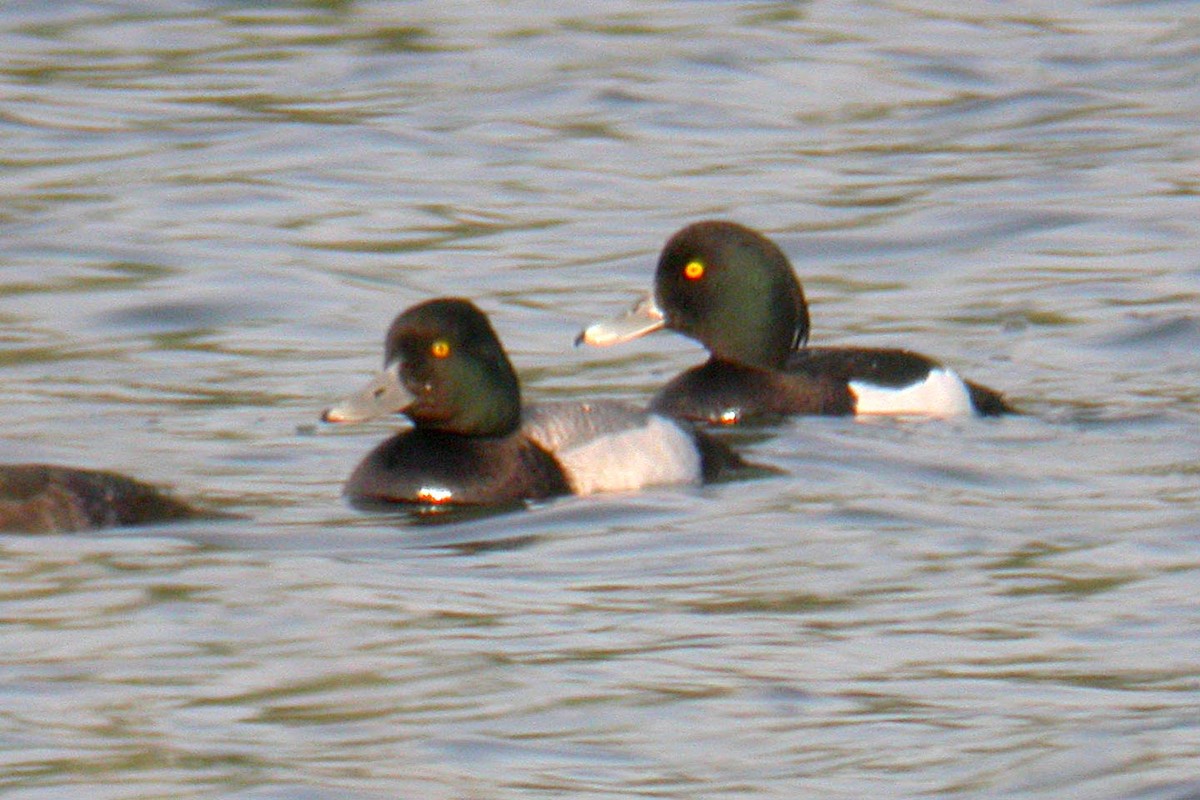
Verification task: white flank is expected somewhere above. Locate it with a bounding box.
[522,401,701,495]
[849,368,973,418]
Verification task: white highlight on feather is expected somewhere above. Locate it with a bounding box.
[849,368,973,418]
[416,486,453,504]
[522,401,701,495]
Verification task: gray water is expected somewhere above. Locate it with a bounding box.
[2,2,1199,798]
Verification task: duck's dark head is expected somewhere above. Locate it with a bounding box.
[578,221,809,369]
[323,298,522,437]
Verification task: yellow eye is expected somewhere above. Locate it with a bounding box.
[684,260,705,280]
[430,340,451,358]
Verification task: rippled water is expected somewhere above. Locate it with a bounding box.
[2,2,1199,798]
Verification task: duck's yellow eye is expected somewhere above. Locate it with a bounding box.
[430,340,451,359]
[684,260,705,280]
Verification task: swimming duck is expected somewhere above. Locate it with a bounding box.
[322,297,743,507]
[0,464,204,534]
[578,220,1013,423]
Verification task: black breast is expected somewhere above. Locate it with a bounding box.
[651,359,854,423]
[344,430,571,506]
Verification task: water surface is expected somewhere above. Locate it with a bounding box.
[1,2,1198,798]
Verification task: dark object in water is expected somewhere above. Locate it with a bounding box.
[0,464,204,534]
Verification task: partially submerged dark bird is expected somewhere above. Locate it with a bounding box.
[0,464,205,534]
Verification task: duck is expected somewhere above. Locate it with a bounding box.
[321,297,745,508]
[577,220,1013,423]
[0,464,206,534]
